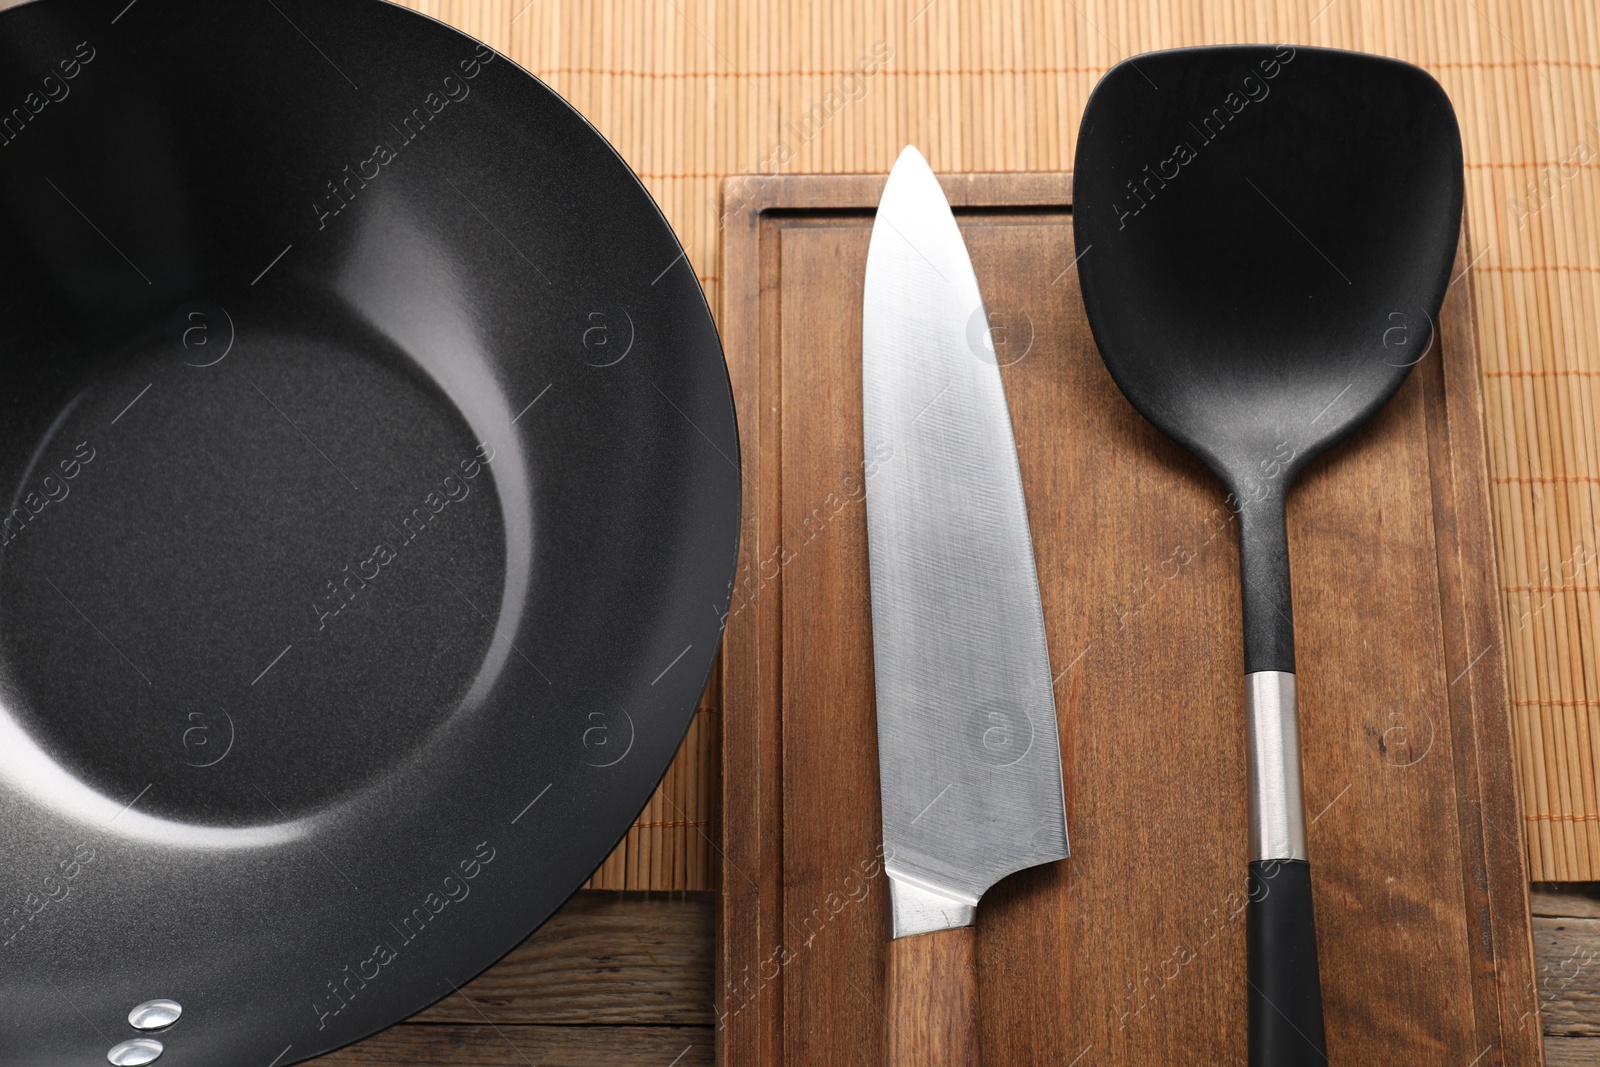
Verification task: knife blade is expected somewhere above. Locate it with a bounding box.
[863,144,1069,1064]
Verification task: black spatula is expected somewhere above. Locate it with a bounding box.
[1073,44,1463,1065]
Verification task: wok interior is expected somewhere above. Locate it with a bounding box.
[0,14,737,1065]
[0,0,729,828]
[0,286,517,822]
[0,14,535,824]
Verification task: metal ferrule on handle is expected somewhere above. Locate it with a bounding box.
[1243,669,1326,1065]
[1245,671,1307,862]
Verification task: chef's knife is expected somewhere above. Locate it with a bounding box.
[863,145,1071,1066]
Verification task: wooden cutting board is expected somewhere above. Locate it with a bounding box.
[715,171,1541,1066]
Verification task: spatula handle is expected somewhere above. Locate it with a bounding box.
[1238,498,1326,1064]
[885,926,979,1066]
[1249,859,1327,1065]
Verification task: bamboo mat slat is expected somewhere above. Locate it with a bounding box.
[399,0,1598,883]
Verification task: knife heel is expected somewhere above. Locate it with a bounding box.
[1248,859,1327,1065]
[885,925,980,1067]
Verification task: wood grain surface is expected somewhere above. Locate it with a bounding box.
[302,886,1600,1065]
[411,891,713,1025]
[305,892,713,1065]
[313,1026,709,1066]
[716,171,1539,1065]
[885,928,980,1067]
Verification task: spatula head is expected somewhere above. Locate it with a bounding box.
[1073,45,1463,494]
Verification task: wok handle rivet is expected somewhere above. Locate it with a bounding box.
[107,1037,164,1065]
[127,998,183,1031]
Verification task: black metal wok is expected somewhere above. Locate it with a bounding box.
[0,2,739,1063]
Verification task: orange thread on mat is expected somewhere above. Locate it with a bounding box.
[1485,369,1600,377]
[1477,264,1600,273]
[1494,475,1600,484]
[1514,698,1600,707]
[1524,812,1600,821]
[536,65,1110,79]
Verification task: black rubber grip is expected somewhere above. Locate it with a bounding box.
[1248,859,1326,1066]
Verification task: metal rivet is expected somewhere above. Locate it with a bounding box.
[107,1038,164,1066]
[127,999,182,1031]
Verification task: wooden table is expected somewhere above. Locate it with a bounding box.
[307,887,1599,1065]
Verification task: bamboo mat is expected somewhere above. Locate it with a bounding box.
[422,0,1593,882]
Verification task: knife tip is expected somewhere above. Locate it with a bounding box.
[891,144,933,180]
[882,144,945,212]
[895,143,928,166]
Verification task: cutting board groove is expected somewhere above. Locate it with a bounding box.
[716,171,1541,1065]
